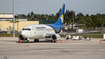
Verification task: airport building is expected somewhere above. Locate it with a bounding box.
[0,13,27,21]
[0,13,13,21]
[17,19,27,21]
[39,20,57,24]
[0,21,39,32]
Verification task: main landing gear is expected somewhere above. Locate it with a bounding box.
[34,39,39,42]
[26,38,39,43]
[26,39,39,43]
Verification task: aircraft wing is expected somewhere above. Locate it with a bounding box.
[59,31,98,35]
[46,31,98,36]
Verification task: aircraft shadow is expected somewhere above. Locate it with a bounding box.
[101,39,105,41]
[0,39,53,43]
[17,39,52,43]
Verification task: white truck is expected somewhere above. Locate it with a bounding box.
[72,36,82,40]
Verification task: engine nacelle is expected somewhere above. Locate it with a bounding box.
[52,34,61,41]
[18,35,25,40]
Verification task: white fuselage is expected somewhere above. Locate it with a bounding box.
[21,24,55,39]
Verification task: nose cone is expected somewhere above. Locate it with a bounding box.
[21,31,32,38]
[21,31,27,38]
[21,31,25,36]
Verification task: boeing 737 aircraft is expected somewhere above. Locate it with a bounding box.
[19,4,65,42]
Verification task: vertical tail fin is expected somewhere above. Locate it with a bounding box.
[54,4,65,25]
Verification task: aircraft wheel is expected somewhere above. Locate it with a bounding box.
[54,41,56,43]
[34,39,36,42]
[37,39,39,42]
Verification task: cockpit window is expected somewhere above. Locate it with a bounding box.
[22,28,31,31]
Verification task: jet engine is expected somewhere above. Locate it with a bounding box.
[18,35,24,40]
[51,34,61,41]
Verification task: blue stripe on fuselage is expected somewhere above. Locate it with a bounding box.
[47,24,64,33]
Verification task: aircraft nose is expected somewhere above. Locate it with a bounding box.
[21,31,26,37]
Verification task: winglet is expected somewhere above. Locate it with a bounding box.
[54,4,65,25]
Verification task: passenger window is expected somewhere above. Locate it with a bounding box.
[22,28,31,31]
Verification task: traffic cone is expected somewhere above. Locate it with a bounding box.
[60,40,62,43]
[19,40,21,44]
[100,40,101,43]
[65,39,67,41]
[52,40,54,43]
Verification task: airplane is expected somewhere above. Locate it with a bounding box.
[18,4,65,42]
[18,4,99,43]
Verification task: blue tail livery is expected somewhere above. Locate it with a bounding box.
[48,4,65,33]
[54,4,65,25]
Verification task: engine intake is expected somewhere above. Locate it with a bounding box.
[52,34,61,40]
[18,35,24,40]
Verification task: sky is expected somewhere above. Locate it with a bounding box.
[0,0,105,15]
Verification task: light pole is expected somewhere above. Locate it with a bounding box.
[13,0,15,37]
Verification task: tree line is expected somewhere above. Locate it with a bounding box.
[15,9,105,27]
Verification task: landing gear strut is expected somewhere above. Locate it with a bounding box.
[34,39,39,42]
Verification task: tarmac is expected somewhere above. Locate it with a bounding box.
[0,37,105,59]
